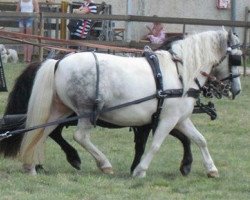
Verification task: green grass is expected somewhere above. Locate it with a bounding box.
[0,62,250,200]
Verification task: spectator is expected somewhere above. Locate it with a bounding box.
[45,0,55,3]
[145,18,166,44]
[70,0,97,40]
[16,0,39,63]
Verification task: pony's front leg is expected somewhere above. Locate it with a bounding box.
[74,119,113,174]
[176,118,219,178]
[132,118,178,178]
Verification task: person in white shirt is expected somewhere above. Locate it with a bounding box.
[16,0,39,63]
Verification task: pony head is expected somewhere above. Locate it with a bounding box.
[211,30,242,99]
[171,29,241,98]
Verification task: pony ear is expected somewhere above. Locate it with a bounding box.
[228,29,234,40]
[222,26,226,32]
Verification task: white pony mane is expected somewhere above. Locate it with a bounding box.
[171,30,228,94]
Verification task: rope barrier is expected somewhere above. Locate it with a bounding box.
[0,35,76,53]
[0,30,144,54]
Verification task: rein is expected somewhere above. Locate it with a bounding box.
[0,87,197,140]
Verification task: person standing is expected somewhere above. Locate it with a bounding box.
[16,0,39,63]
[70,0,97,40]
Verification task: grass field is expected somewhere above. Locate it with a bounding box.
[0,62,250,200]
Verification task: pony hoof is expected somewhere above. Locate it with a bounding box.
[35,165,49,174]
[207,171,219,178]
[35,165,46,173]
[66,152,81,170]
[180,164,192,176]
[101,167,114,174]
[132,170,146,178]
[69,160,81,170]
[23,164,37,176]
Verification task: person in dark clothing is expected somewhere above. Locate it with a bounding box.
[70,0,97,40]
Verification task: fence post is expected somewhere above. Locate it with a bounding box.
[60,1,68,39]
[39,12,44,61]
[125,0,132,42]
[0,52,7,92]
[243,6,249,76]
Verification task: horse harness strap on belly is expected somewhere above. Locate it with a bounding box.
[54,52,101,126]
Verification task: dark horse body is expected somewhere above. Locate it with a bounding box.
[0,37,193,175]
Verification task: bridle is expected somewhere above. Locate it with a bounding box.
[198,34,242,99]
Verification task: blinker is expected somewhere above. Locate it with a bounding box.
[229,54,242,66]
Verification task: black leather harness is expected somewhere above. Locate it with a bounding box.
[143,50,200,133]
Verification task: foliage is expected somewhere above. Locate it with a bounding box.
[0,63,250,200]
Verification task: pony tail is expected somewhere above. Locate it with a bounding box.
[0,62,40,158]
[20,59,58,165]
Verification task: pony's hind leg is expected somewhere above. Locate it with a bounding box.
[130,125,151,173]
[22,105,73,175]
[176,118,219,178]
[74,119,113,174]
[49,124,81,170]
[22,125,59,175]
[170,129,193,176]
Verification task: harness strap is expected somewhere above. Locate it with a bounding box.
[143,49,165,133]
[0,87,200,140]
[143,49,163,91]
[168,49,183,85]
[90,52,101,126]
[54,59,60,72]
[229,54,242,66]
[53,52,100,126]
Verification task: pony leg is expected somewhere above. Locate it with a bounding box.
[74,119,113,174]
[176,118,219,178]
[49,125,81,170]
[133,118,178,178]
[170,129,193,176]
[22,124,60,175]
[130,126,193,176]
[130,125,151,173]
[22,106,72,175]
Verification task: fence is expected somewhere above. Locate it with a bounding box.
[243,7,250,75]
[0,2,250,74]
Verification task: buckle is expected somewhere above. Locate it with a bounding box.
[0,131,11,141]
[157,90,167,98]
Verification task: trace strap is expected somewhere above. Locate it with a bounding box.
[0,87,200,140]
